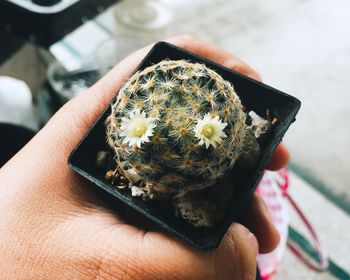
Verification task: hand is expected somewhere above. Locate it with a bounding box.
[0,35,289,280]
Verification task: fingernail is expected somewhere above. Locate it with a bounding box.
[248,232,259,256]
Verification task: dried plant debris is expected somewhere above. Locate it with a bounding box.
[248,111,272,142]
[173,193,217,227]
[236,127,261,168]
[96,60,274,227]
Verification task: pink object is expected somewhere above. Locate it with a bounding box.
[256,169,290,279]
[256,168,329,279]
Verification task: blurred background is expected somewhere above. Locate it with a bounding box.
[0,0,349,278]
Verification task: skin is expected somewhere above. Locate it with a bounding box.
[0,35,289,280]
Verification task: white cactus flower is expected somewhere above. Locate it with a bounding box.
[194,113,227,148]
[120,109,156,148]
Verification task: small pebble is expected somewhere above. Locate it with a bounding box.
[105,170,114,181]
[237,127,261,168]
[248,111,272,141]
[126,168,142,183]
[119,176,128,184]
[131,185,145,197]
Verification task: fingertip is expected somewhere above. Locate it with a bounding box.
[266,143,290,171]
[262,221,281,253]
[239,194,281,254]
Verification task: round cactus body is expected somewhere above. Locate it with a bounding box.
[106,60,247,198]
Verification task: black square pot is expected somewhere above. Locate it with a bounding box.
[68,42,301,251]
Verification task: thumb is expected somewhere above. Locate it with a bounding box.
[213,223,258,279]
[136,223,258,280]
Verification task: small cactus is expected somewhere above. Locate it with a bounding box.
[105,60,249,200]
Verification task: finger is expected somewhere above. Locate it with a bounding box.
[170,34,261,80]
[238,193,280,253]
[136,223,258,280]
[266,143,290,171]
[215,223,258,279]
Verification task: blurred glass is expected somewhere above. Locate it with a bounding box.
[115,0,172,31]
[46,0,174,103]
[94,36,145,75]
[94,0,174,75]
[47,61,100,103]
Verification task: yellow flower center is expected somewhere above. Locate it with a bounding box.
[134,123,147,137]
[202,124,214,138]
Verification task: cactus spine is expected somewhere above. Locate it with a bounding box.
[106,60,247,198]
